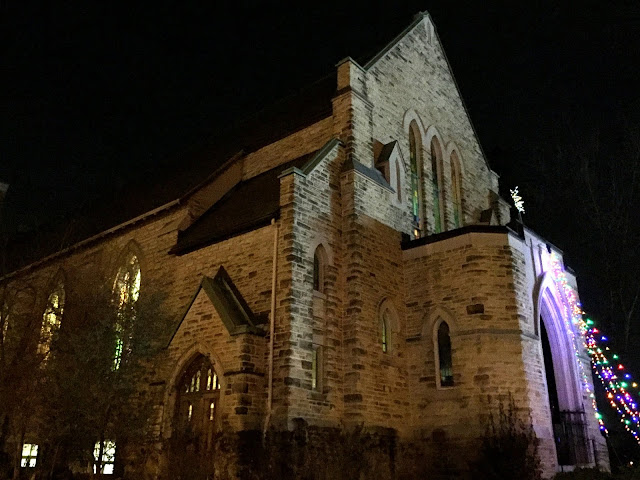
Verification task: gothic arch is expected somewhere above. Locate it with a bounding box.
[446,144,465,228]
[537,284,583,412]
[424,125,445,153]
[425,126,446,233]
[308,238,334,267]
[402,109,427,135]
[162,342,226,440]
[444,141,466,176]
[112,240,145,281]
[421,305,457,339]
[378,298,401,353]
[421,306,457,388]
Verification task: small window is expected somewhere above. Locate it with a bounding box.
[94,440,116,475]
[21,443,38,468]
[311,345,323,392]
[313,245,327,293]
[395,160,402,202]
[209,400,216,421]
[437,321,453,387]
[381,310,390,353]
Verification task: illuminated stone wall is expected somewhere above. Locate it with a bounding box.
[0,12,609,480]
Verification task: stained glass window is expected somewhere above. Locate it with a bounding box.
[431,140,443,233]
[438,321,453,386]
[93,440,116,475]
[21,444,38,468]
[39,279,65,360]
[381,310,390,353]
[112,253,140,370]
[451,151,463,228]
[409,124,423,237]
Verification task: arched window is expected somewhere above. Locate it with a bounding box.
[112,252,141,370]
[313,245,327,294]
[409,123,424,238]
[380,306,396,354]
[437,321,453,386]
[430,138,445,233]
[38,277,65,360]
[176,355,220,451]
[381,311,389,353]
[450,151,463,228]
[395,159,402,202]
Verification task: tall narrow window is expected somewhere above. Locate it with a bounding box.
[313,245,327,293]
[430,138,445,233]
[112,253,141,370]
[381,309,391,353]
[395,159,402,202]
[450,151,463,228]
[437,321,453,386]
[409,123,424,237]
[311,345,323,392]
[39,278,65,360]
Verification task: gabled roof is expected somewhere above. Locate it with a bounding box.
[168,266,267,346]
[357,11,493,172]
[375,140,399,168]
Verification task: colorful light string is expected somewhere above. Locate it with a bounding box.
[549,253,640,443]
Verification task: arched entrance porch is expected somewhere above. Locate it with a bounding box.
[539,287,594,467]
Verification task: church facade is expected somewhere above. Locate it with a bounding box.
[1,12,608,479]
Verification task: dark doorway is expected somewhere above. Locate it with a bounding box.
[542,320,561,425]
[541,317,591,466]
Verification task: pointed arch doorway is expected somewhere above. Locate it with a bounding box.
[539,290,593,467]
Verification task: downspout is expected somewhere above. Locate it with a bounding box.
[264,218,278,437]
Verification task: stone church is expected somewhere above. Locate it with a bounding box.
[1,12,608,479]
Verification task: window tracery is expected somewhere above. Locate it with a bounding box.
[176,354,220,451]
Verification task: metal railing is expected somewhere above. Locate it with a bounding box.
[553,410,592,466]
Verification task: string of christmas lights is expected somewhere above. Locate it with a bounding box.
[549,253,640,443]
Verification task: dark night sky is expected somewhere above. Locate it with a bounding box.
[3,3,640,327]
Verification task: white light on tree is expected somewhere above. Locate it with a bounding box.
[510,186,525,214]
